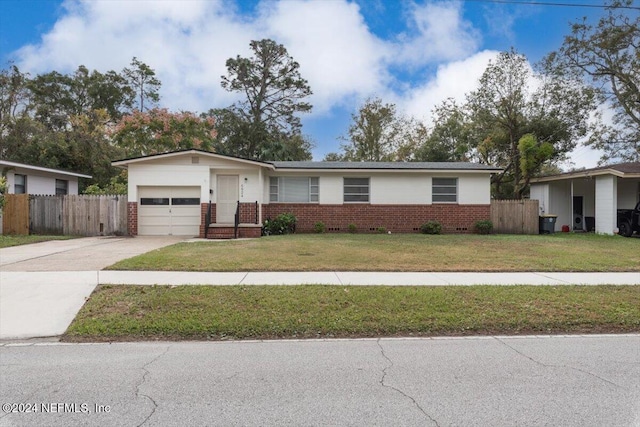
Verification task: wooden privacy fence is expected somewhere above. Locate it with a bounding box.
[490,199,539,235]
[2,194,30,235]
[1,194,127,236]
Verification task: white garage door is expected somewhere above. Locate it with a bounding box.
[138,186,201,236]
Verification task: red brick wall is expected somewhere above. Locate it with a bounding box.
[127,202,138,236]
[239,202,259,224]
[262,204,490,233]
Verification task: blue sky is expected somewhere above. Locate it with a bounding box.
[0,0,628,168]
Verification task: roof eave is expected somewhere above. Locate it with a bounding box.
[529,168,631,183]
[112,149,276,170]
[0,160,92,179]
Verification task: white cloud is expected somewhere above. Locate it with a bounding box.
[400,50,499,123]
[394,2,481,66]
[256,0,392,113]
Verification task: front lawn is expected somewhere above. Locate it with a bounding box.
[0,234,77,248]
[107,233,639,272]
[63,285,640,342]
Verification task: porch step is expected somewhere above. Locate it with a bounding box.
[206,223,262,239]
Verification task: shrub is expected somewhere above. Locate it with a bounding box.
[420,220,442,235]
[347,223,357,234]
[475,220,493,235]
[376,227,387,234]
[263,213,297,235]
[314,221,326,233]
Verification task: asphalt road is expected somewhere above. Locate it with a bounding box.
[1,335,639,427]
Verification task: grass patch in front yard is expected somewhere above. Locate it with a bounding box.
[106,233,640,272]
[63,285,640,342]
[0,235,77,248]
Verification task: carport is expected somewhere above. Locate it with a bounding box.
[529,162,640,234]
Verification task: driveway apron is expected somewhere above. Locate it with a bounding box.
[0,236,185,340]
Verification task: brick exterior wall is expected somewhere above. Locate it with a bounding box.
[127,202,138,236]
[199,203,209,238]
[239,202,260,224]
[201,202,260,238]
[262,203,491,234]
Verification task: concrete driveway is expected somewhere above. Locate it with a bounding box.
[0,236,185,340]
[0,236,185,271]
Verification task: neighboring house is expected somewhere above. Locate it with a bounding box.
[113,149,500,237]
[0,160,91,196]
[529,162,640,235]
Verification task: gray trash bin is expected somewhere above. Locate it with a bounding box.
[539,215,557,234]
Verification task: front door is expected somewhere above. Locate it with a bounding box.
[216,175,239,223]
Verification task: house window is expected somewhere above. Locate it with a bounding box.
[14,174,26,194]
[55,179,68,195]
[432,178,457,203]
[344,178,369,203]
[269,177,319,203]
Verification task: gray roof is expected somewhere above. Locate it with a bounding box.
[270,161,501,171]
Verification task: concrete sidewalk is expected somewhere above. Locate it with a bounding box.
[2,270,638,287]
[1,270,638,340]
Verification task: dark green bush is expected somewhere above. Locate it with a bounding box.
[475,220,493,235]
[314,222,326,233]
[347,223,357,234]
[420,220,442,235]
[377,227,387,234]
[263,213,297,235]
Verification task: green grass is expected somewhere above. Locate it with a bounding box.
[106,233,640,272]
[63,285,640,342]
[0,234,77,248]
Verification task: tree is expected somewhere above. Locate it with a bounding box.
[333,97,418,162]
[550,0,639,162]
[122,57,160,112]
[414,99,473,162]
[465,49,598,198]
[217,39,313,160]
[111,108,216,157]
[0,175,7,210]
[518,133,554,190]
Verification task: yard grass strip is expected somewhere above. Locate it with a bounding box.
[63,285,640,342]
[106,233,640,272]
[0,235,77,248]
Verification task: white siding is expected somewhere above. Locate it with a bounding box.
[127,164,210,202]
[262,171,493,205]
[529,183,549,215]
[458,174,491,205]
[371,174,429,204]
[548,181,572,232]
[5,168,80,195]
[595,175,617,235]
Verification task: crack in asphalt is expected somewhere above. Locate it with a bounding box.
[376,339,440,427]
[136,345,171,427]
[494,337,624,389]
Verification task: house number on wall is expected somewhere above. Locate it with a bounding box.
[240,183,244,198]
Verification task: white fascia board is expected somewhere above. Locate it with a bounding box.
[269,168,497,174]
[112,150,275,170]
[529,169,639,183]
[0,160,92,178]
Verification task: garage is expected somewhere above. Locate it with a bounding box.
[138,186,201,236]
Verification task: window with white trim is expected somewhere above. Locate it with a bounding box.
[344,177,370,203]
[269,177,319,203]
[14,174,26,194]
[432,177,457,203]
